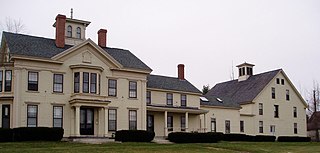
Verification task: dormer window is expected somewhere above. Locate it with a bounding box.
[67,25,72,37]
[76,27,81,39]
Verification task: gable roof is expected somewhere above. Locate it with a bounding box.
[202,69,281,108]
[2,31,152,71]
[147,74,201,94]
[308,112,320,131]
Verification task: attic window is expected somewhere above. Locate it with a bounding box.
[216,98,223,103]
[67,25,72,37]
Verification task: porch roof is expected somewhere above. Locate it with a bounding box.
[147,104,208,114]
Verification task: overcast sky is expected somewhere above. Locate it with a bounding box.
[1,0,319,99]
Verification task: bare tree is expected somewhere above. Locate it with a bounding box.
[0,17,26,43]
[307,81,320,116]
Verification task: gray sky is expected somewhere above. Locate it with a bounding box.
[1,0,320,99]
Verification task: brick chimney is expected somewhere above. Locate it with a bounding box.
[97,29,107,47]
[55,14,66,48]
[178,64,185,80]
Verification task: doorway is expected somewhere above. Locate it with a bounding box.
[147,115,154,132]
[80,108,94,135]
[2,105,10,128]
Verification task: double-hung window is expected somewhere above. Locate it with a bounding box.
[53,74,63,93]
[53,106,63,128]
[294,123,298,134]
[83,72,89,93]
[181,116,186,131]
[240,120,244,132]
[129,81,137,98]
[274,105,279,118]
[67,25,72,37]
[271,87,275,99]
[181,94,187,107]
[74,72,80,93]
[286,90,290,101]
[129,110,137,130]
[259,121,263,133]
[0,70,2,92]
[146,91,151,104]
[90,73,97,93]
[225,120,230,134]
[108,79,117,96]
[167,115,173,131]
[293,107,297,118]
[5,70,12,92]
[259,103,263,115]
[76,27,81,38]
[167,93,173,106]
[27,105,38,127]
[28,72,38,91]
[108,109,117,131]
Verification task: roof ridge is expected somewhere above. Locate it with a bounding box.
[3,31,55,41]
[150,74,178,79]
[215,68,282,85]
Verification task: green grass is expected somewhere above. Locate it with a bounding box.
[0,141,319,153]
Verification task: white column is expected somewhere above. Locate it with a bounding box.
[104,107,108,137]
[204,113,207,132]
[75,106,80,136]
[164,111,168,136]
[185,112,189,132]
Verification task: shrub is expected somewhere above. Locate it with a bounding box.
[0,128,14,142]
[13,127,64,141]
[222,133,253,141]
[277,136,311,142]
[254,135,276,142]
[115,130,155,142]
[168,132,222,143]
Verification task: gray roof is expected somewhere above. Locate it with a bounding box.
[202,69,281,108]
[2,32,151,71]
[147,74,201,94]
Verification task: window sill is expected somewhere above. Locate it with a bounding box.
[26,91,40,93]
[107,96,118,99]
[128,98,138,100]
[52,92,65,95]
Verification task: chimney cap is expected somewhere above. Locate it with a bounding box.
[56,14,66,19]
[98,29,108,34]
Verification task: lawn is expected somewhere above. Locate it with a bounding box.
[0,141,319,153]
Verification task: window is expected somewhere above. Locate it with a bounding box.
[76,27,81,39]
[67,25,72,37]
[108,79,117,96]
[259,121,263,133]
[286,89,290,101]
[211,118,216,132]
[294,123,298,134]
[225,120,230,134]
[259,103,263,115]
[239,68,242,76]
[28,72,38,91]
[276,78,280,84]
[146,91,151,104]
[274,105,279,118]
[270,125,275,134]
[271,87,275,99]
[90,73,97,93]
[108,109,117,131]
[240,120,244,132]
[247,67,253,75]
[53,74,63,93]
[53,106,63,128]
[167,115,173,131]
[281,79,285,85]
[83,72,89,93]
[5,70,12,92]
[74,72,80,93]
[27,105,38,127]
[181,94,187,107]
[0,70,2,92]
[129,81,137,98]
[293,107,297,118]
[167,93,173,106]
[181,116,186,131]
[129,110,137,130]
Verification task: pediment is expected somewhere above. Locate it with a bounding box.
[51,39,122,69]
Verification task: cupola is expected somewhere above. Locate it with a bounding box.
[236,62,255,81]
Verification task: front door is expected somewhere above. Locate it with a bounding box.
[147,115,154,132]
[2,105,10,128]
[80,108,94,135]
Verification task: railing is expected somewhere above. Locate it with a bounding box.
[165,127,207,133]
